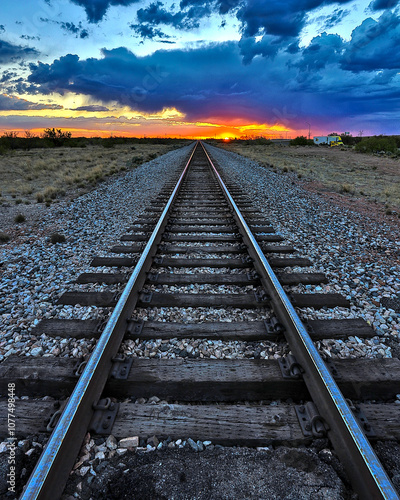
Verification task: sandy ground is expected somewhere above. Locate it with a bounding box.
[0,143,182,209]
[0,143,184,237]
[219,143,400,213]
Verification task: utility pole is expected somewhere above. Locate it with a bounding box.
[306,122,311,140]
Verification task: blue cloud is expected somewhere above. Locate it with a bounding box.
[0,71,18,83]
[293,32,344,71]
[21,34,41,41]
[0,94,62,110]
[236,0,353,38]
[369,0,399,10]
[131,0,211,39]
[0,39,39,64]
[323,8,350,29]
[137,2,186,26]
[342,11,400,71]
[21,38,400,135]
[129,23,171,39]
[238,35,287,64]
[60,21,81,34]
[25,44,282,120]
[179,0,240,15]
[40,18,89,38]
[70,0,140,23]
[70,105,110,111]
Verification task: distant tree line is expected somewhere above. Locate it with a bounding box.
[289,136,314,146]
[355,136,399,154]
[289,133,400,153]
[0,129,190,153]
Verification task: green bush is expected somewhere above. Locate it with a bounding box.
[0,232,10,243]
[42,128,72,147]
[252,138,273,145]
[50,232,66,244]
[0,133,189,151]
[14,213,26,223]
[290,136,314,146]
[355,136,397,154]
[131,155,143,164]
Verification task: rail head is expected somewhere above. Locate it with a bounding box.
[21,141,198,500]
[200,140,399,500]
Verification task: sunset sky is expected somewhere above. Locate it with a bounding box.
[0,0,399,138]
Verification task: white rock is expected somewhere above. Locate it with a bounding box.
[30,347,43,357]
[106,435,118,450]
[119,436,139,449]
[80,466,90,477]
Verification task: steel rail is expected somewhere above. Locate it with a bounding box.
[200,141,399,500]
[21,142,198,500]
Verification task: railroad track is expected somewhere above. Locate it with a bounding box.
[1,141,399,499]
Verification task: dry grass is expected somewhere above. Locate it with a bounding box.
[0,144,177,205]
[219,143,400,210]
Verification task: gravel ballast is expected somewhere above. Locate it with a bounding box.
[1,143,400,499]
[204,143,400,361]
[0,144,194,361]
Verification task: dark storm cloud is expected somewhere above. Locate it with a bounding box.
[286,42,300,54]
[70,0,140,23]
[40,18,89,38]
[294,32,344,71]
[342,11,400,71]
[323,8,350,29]
[131,1,212,38]
[238,35,287,64]
[369,0,399,9]
[178,0,353,63]
[179,0,241,15]
[236,0,353,38]
[137,2,186,27]
[60,21,81,34]
[60,21,90,38]
[22,37,400,133]
[0,39,39,64]
[129,1,189,39]
[26,44,284,121]
[71,105,110,111]
[371,69,398,84]
[0,71,18,83]
[0,94,62,110]
[21,35,41,41]
[129,23,171,39]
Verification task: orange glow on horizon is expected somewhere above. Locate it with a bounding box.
[0,93,301,139]
[0,117,298,140]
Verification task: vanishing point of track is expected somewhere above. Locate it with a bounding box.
[6,142,399,498]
